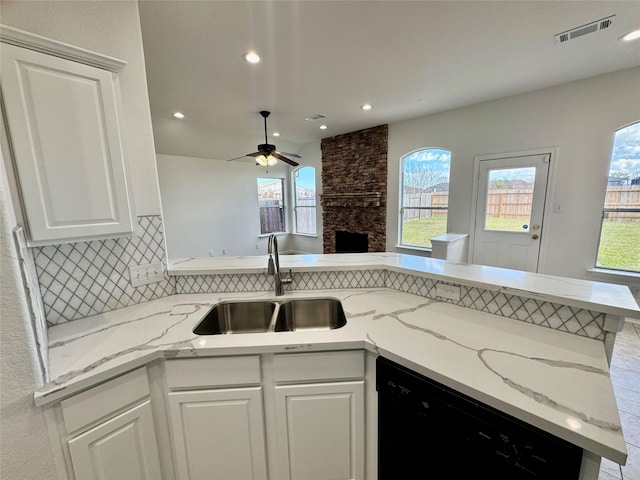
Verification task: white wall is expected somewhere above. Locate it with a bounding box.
[158,154,293,258]
[0,0,162,216]
[387,67,640,285]
[1,153,57,478]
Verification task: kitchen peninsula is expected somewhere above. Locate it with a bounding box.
[39,253,639,479]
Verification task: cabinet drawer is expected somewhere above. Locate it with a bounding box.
[165,356,261,389]
[61,368,149,434]
[273,350,364,383]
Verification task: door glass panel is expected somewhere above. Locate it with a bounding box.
[484,167,535,232]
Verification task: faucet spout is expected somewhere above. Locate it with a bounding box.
[267,234,292,296]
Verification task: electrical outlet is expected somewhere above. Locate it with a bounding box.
[129,262,164,287]
[436,283,461,301]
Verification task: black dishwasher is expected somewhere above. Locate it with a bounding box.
[377,357,583,479]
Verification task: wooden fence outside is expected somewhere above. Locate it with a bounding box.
[605,186,640,222]
[404,185,640,222]
[259,200,284,233]
[295,198,316,234]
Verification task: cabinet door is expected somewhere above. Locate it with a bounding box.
[168,387,268,480]
[67,400,161,480]
[0,43,133,245]
[274,381,365,480]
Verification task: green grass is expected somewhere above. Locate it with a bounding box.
[596,219,640,272]
[400,216,447,248]
[403,216,640,272]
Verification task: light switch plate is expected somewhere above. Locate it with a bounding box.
[436,283,461,301]
[129,262,164,287]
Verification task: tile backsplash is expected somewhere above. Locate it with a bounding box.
[33,216,174,325]
[29,216,609,340]
[386,271,605,341]
[175,268,606,340]
[174,269,386,294]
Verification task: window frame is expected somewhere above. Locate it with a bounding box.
[398,148,451,250]
[594,121,640,274]
[292,166,317,236]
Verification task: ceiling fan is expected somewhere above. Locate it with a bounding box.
[227,111,301,167]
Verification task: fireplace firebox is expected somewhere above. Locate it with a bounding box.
[335,231,368,253]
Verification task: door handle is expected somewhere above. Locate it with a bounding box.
[531,234,539,240]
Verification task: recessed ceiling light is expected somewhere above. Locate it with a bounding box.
[173,112,185,119]
[272,132,280,137]
[320,125,328,130]
[620,29,640,42]
[361,104,373,111]
[243,51,261,64]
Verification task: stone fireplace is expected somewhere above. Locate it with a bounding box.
[321,125,388,253]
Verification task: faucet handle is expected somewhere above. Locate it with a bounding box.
[280,269,293,284]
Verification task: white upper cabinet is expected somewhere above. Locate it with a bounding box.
[0,27,134,245]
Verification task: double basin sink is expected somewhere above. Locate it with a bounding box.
[193,298,346,335]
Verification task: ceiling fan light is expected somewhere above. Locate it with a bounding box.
[267,155,278,166]
[256,155,268,166]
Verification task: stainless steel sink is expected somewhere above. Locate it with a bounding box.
[274,298,347,332]
[192,298,346,335]
[192,300,277,335]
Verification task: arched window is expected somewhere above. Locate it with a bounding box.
[595,122,640,272]
[293,166,317,235]
[399,148,451,249]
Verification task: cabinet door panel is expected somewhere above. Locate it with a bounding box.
[1,43,133,244]
[67,400,161,480]
[168,387,268,480]
[274,381,365,480]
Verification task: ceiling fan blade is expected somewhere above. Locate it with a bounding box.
[227,152,260,161]
[276,151,302,159]
[273,152,299,167]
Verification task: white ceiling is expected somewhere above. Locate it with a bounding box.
[138,0,640,162]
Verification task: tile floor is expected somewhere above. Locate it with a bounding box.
[599,320,640,480]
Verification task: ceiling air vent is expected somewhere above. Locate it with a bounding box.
[555,15,615,44]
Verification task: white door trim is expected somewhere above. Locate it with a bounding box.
[468,147,559,272]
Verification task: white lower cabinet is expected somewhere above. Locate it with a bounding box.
[165,355,268,480]
[164,351,366,480]
[167,387,268,480]
[56,368,163,480]
[273,381,365,480]
[67,400,161,480]
[272,350,366,480]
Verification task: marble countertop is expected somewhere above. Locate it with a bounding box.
[167,253,640,319]
[38,288,627,465]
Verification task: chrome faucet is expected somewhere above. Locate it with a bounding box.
[267,234,292,296]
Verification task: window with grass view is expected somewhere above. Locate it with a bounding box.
[596,121,640,272]
[293,167,316,235]
[257,178,285,234]
[399,148,451,249]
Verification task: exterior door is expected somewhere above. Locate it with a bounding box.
[472,154,550,271]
